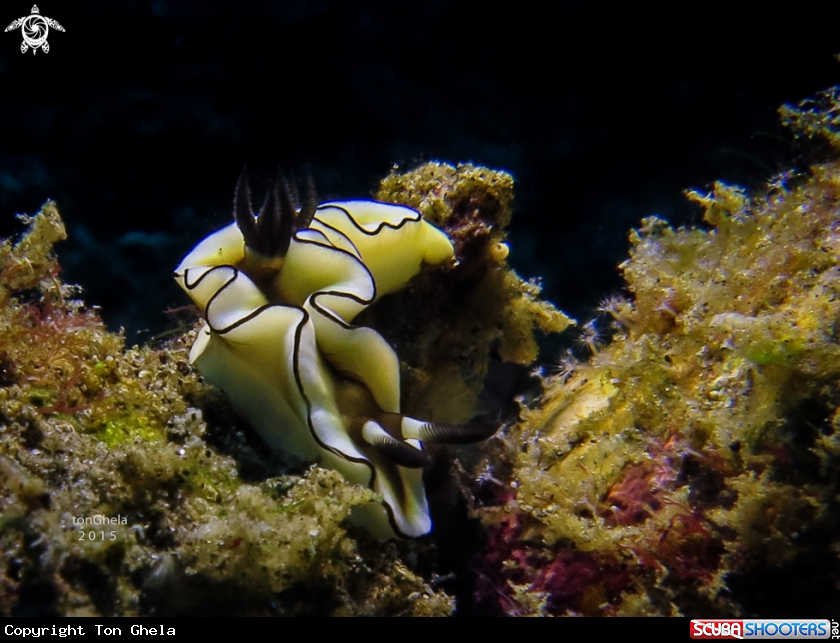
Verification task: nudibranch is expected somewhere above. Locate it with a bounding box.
[174,170,497,539]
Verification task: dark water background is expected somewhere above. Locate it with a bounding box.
[1,0,839,349]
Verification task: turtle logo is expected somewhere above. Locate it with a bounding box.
[5,5,64,54]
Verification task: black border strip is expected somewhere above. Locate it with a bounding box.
[181,208,430,538]
[315,200,421,237]
[184,285,419,538]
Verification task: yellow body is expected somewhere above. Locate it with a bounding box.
[175,200,454,538]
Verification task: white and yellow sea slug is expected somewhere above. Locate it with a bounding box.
[174,170,497,538]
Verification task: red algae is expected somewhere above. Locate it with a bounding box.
[471,86,840,616]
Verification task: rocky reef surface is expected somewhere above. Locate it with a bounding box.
[0,165,563,616]
[2,86,840,616]
[468,88,840,616]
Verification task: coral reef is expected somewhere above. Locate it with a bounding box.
[0,203,455,616]
[10,106,839,614]
[470,91,840,615]
[0,164,565,616]
[374,163,573,423]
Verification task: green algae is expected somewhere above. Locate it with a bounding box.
[94,414,165,447]
[0,163,561,616]
[10,90,840,616]
[469,89,840,616]
[0,203,458,616]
